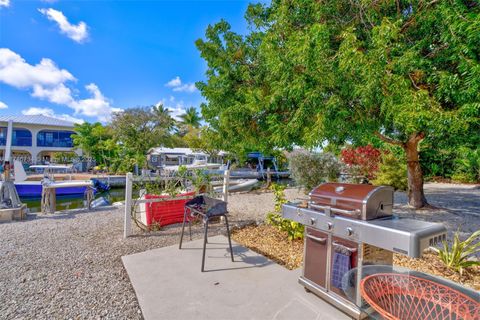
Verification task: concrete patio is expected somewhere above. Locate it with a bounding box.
[122,235,350,320]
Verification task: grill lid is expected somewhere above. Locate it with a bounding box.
[310,183,378,201]
[309,183,393,220]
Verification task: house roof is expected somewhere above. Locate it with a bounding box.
[148,147,206,156]
[0,115,75,128]
[148,147,228,156]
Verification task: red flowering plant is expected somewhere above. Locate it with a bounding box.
[341,145,382,182]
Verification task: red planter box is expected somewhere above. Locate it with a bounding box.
[144,192,196,227]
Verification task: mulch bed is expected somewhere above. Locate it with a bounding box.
[232,224,480,291]
[231,224,303,270]
[394,252,480,291]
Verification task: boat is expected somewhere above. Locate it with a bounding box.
[14,180,94,198]
[13,161,94,198]
[212,179,258,193]
[147,147,227,171]
[230,152,290,180]
[162,160,226,171]
[228,169,290,179]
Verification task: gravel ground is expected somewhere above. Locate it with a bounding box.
[226,188,304,223]
[0,182,478,319]
[0,207,228,320]
[393,183,480,241]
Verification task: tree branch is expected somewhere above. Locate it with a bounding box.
[374,131,404,146]
[407,132,426,144]
[408,73,421,90]
[395,0,401,15]
[400,0,440,33]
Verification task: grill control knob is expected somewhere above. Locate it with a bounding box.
[347,227,354,236]
[327,222,333,230]
[310,217,316,225]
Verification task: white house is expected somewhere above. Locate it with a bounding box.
[0,115,82,164]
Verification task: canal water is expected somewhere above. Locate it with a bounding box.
[20,188,128,213]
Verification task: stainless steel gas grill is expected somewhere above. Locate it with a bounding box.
[282,182,447,319]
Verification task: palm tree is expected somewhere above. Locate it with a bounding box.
[179,107,202,128]
[152,104,175,131]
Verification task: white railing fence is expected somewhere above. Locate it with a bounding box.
[124,170,230,238]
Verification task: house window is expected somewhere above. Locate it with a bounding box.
[0,127,6,146]
[0,127,33,146]
[37,130,75,147]
[12,128,32,146]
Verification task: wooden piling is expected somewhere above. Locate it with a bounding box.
[41,186,56,214]
[124,172,133,238]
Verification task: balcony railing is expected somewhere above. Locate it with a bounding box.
[0,137,33,147]
[13,137,33,147]
[37,140,74,148]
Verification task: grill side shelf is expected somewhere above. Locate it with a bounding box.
[355,217,446,258]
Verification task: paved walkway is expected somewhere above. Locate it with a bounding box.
[122,235,350,320]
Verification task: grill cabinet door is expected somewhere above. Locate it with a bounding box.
[329,236,358,298]
[303,227,328,289]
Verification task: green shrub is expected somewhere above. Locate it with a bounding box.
[265,183,304,240]
[420,148,456,179]
[266,213,304,240]
[372,153,407,190]
[270,183,287,212]
[288,150,342,190]
[433,230,480,275]
[451,147,480,183]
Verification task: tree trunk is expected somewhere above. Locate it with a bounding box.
[403,134,428,209]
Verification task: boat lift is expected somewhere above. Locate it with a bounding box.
[0,120,27,222]
[246,152,280,179]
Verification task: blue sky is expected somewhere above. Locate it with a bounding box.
[0,0,255,123]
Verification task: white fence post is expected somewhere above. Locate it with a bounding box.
[222,169,230,203]
[124,172,133,238]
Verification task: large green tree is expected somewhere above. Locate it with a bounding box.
[110,105,176,167]
[72,122,117,168]
[196,0,480,208]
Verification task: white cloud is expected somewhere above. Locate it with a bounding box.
[167,106,187,120]
[0,48,120,121]
[0,0,10,8]
[0,101,8,109]
[22,107,84,124]
[166,76,181,88]
[0,48,75,88]
[39,8,88,43]
[173,83,197,93]
[70,83,121,121]
[32,83,73,105]
[165,76,197,93]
